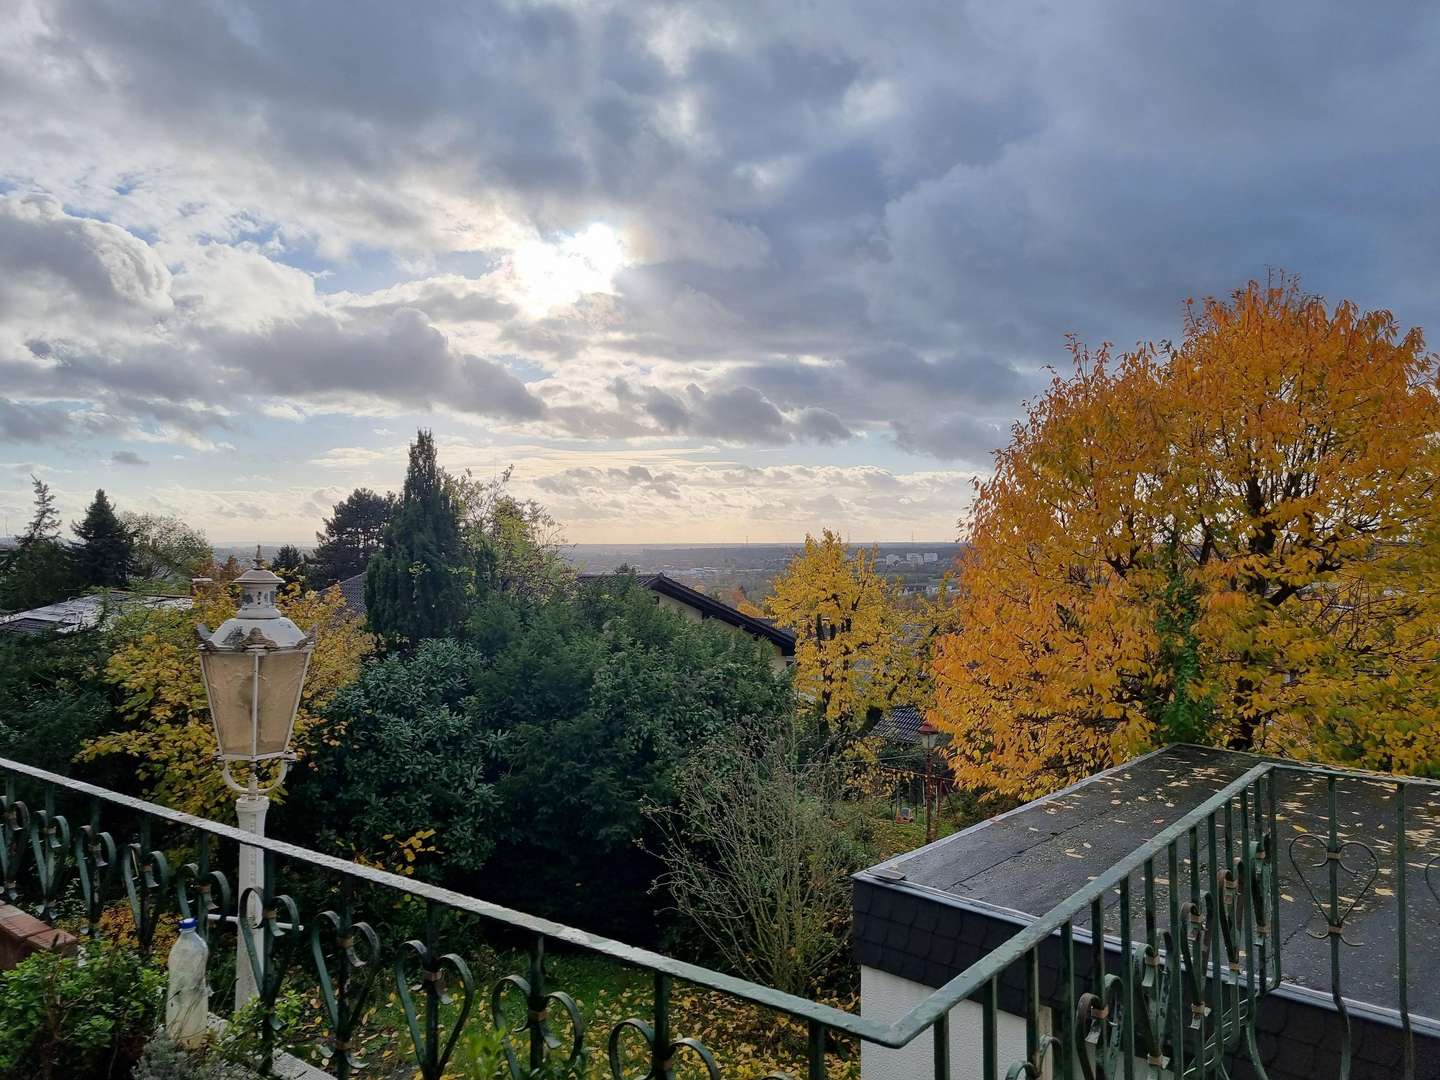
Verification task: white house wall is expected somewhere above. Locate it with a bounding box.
[859,966,1034,1080]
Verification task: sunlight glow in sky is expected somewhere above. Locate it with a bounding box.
[508,224,629,317]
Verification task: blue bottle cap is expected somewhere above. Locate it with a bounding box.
[179,917,197,931]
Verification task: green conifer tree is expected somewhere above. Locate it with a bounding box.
[364,430,467,646]
[70,489,134,588]
[0,476,75,610]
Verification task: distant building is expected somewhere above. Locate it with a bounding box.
[0,591,192,635]
[905,552,924,566]
[580,572,796,671]
[922,552,938,563]
[885,554,901,566]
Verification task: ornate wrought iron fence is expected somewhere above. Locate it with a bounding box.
[0,752,1433,1079]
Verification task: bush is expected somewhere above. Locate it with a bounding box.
[651,731,873,996]
[0,942,164,1080]
[132,1036,249,1080]
[296,576,794,941]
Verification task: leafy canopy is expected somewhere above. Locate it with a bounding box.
[766,529,939,744]
[302,575,793,940]
[306,487,395,589]
[81,581,373,816]
[933,278,1440,797]
[122,513,212,584]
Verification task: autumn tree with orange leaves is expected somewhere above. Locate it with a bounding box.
[932,278,1440,798]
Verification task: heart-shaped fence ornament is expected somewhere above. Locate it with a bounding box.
[122,843,171,955]
[1424,854,1440,911]
[310,910,382,1077]
[176,861,231,944]
[29,808,71,920]
[0,798,30,902]
[76,825,117,931]
[0,800,29,900]
[393,939,475,1080]
[1287,834,1379,946]
[490,973,586,1079]
[1005,1035,1062,1080]
[1075,972,1127,1080]
[1177,894,1214,1030]
[238,888,302,1014]
[1133,937,1172,1072]
[607,1017,721,1080]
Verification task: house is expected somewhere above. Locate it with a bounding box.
[870,703,925,743]
[853,744,1438,1080]
[580,572,796,671]
[0,591,191,635]
[335,572,368,621]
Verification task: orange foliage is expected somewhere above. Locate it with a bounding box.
[932,277,1440,797]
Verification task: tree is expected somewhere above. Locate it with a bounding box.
[301,575,794,940]
[270,544,305,584]
[0,629,111,776]
[932,277,1440,798]
[70,490,133,588]
[122,513,212,583]
[306,488,395,589]
[0,476,74,611]
[765,530,935,744]
[650,730,871,995]
[80,583,374,816]
[364,431,467,646]
[450,466,572,602]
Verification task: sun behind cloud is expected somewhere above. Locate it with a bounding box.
[507,223,629,317]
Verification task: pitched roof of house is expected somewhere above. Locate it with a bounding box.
[335,573,367,620]
[0,591,192,635]
[871,703,924,742]
[579,572,796,654]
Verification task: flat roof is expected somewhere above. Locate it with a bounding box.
[859,744,1440,1019]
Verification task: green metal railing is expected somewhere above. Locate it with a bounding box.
[0,752,1433,1079]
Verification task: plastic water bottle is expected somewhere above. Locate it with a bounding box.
[165,917,210,1047]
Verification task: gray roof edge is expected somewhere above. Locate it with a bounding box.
[854,876,1440,1038]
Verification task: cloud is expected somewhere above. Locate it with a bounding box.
[0,194,172,323]
[109,449,148,466]
[0,0,1436,543]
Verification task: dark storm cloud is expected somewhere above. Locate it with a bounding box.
[3,1,1439,458]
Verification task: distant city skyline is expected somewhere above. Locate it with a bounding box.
[4,4,1437,543]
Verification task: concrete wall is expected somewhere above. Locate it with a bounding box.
[860,965,1036,1080]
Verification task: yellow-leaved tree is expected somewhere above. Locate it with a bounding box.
[933,277,1440,798]
[81,583,373,817]
[767,530,946,742]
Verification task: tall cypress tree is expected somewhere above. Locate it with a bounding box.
[364,430,467,646]
[71,489,134,588]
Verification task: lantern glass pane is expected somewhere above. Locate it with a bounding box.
[200,651,257,757]
[255,649,308,756]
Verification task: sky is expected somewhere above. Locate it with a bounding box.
[2,2,1438,544]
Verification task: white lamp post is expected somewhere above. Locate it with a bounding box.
[196,548,313,1010]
